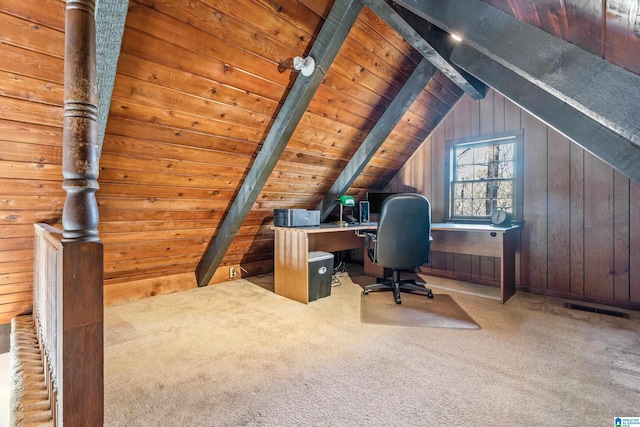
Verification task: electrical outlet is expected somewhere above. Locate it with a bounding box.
[229,266,237,279]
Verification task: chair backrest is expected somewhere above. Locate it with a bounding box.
[374,193,431,269]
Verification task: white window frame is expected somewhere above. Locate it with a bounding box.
[444,130,524,223]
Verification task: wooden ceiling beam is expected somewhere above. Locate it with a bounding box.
[196,0,364,287]
[360,0,486,100]
[95,0,129,158]
[452,44,640,184]
[393,0,640,184]
[317,58,437,220]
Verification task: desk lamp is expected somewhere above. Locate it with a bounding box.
[337,195,356,226]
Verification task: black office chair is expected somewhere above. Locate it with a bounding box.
[362,193,434,304]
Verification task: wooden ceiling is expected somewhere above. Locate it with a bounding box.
[1,0,639,320]
[99,0,463,289]
[486,0,640,73]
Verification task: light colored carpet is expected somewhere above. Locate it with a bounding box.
[360,291,479,329]
[104,273,640,426]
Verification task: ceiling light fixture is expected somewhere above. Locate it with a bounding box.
[292,56,316,76]
[451,33,463,42]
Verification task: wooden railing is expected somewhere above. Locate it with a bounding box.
[32,223,104,425]
[33,224,62,422]
[12,1,104,425]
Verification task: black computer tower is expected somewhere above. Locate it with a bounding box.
[308,251,334,301]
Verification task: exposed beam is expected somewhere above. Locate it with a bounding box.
[451,44,640,184]
[95,0,129,158]
[196,0,364,287]
[389,3,482,100]
[317,58,437,220]
[393,0,640,184]
[360,0,485,100]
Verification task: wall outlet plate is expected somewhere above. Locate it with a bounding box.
[230,266,237,279]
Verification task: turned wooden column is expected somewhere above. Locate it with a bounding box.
[63,0,100,241]
[58,1,104,425]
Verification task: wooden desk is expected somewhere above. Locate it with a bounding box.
[272,223,520,304]
[273,224,375,304]
[429,223,520,304]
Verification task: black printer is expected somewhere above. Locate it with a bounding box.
[273,209,320,227]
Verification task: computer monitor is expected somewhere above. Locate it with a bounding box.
[367,192,399,215]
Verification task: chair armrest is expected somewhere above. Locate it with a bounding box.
[364,232,377,262]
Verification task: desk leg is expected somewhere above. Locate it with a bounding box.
[501,229,517,303]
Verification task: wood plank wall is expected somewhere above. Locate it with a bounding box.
[484,0,640,75]
[6,0,637,319]
[0,0,66,323]
[0,0,464,319]
[387,89,640,309]
[96,1,462,302]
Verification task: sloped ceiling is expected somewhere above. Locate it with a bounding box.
[0,0,640,312]
[193,0,640,283]
[1,0,639,319]
[97,0,463,288]
[395,0,640,182]
[96,0,640,287]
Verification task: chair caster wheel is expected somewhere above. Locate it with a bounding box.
[427,291,434,299]
[395,298,402,304]
[363,289,370,295]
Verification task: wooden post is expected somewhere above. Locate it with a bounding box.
[60,0,104,424]
[63,0,100,242]
[59,239,104,425]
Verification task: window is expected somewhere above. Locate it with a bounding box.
[444,130,523,222]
